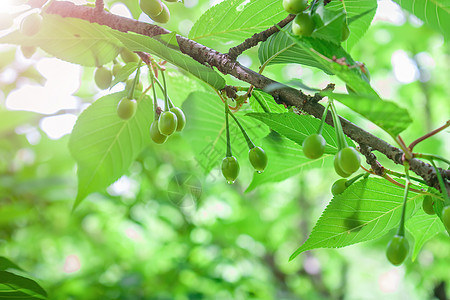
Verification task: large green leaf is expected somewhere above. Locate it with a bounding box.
[406,209,447,261]
[246,112,354,153]
[290,178,423,260]
[0,15,122,67]
[110,31,226,90]
[246,132,330,191]
[181,91,269,174]
[0,271,47,299]
[189,0,285,47]
[0,257,23,272]
[393,0,450,39]
[69,92,152,208]
[322,92,413,136]
[326,0,377,50]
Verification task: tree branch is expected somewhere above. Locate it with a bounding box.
[43,1,449,192]
[227,14,296,60]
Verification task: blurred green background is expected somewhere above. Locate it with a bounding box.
[0,0,449,299]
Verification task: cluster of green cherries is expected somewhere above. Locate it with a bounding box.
[282,0,350,41]
[301,100,361,196]
[221,101,268,184]
[139,0,177,24]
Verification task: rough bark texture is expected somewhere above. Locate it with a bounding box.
[42,0,449,193]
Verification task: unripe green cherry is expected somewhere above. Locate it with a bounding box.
[292,13,315,37]
[120,48,139,64]
[0,13,13,30]
[441,206,450,233]
[151,3,170,23]
[334,155,351,178]
[221,156,240,184]
[20,13,43,36]
[158,111,178,136]
[337,147,360,174]
[21,46,36,59]
[112,64,122,77]
[282,0,307,14]
[150,120,168,144]
[386,235,409,266]
[117,98,137,120]
[94,66,112,90]
[341,22,350,41]
[302,134,326,159]
[170,107,186,132]
[422,196,435,215]
[140,0,164,17]
[249,146,268,173]
[125,79,143,92]
[332,179,347,196]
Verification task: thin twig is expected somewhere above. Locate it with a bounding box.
[409,120,450,151]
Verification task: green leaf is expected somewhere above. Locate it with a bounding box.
[290,178,423,260]
[406,209,447,261]
[0,15,122,67]
[181,91,269,174]
[246,132,330,191]
[110,31,226,90]
[322,92,413,136]
[326,0,377,50]
[110,62,139,87]
[393,0,450,39]
[69,91,152,208]
[0,271,47,299]
[0,257,23,272]
[249,89,287,113]
[312,3,347,45]
[189,0,286,47]
[246,112,354,153]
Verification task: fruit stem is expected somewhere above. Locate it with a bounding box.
[408,120,450,151]
[345,173,364,187]
[384,169,428,185]
[127,60,142,100]
[316,100,330,136]
[397,162,411,237]
[149,67,159,120]
[161,70,172,110]
[151,74,175,108]
[224,100,232,157]
[252,92,270,113]
[228,109,255,150]
[330,100,347,150]
[428,159,449,204]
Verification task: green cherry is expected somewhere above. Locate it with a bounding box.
[150,120,168,144]
[302,134,326,159]
[94,66,112,90]
[20,13,43,36]
[21,46,36,59]
[441,206,450,233]
[151,3,170,23]
[158,111,178,136]
[386,235,409,266]
[422,196,435,215]
[337,147,360,174]
[332,179,348,196]
[249,146,268,173]
[140,0,164,17]
[282,0,307,14]
[292,13,315,37]
[170,107,186,132]
[221,156,240,184]
[334,155,351,178]
[117,98,137,120]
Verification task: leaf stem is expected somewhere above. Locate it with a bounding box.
[429,159,449,204]
[252,92,270,113]
[228,111,255,150]
[415,153,450,166]
[408,120,450,151]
